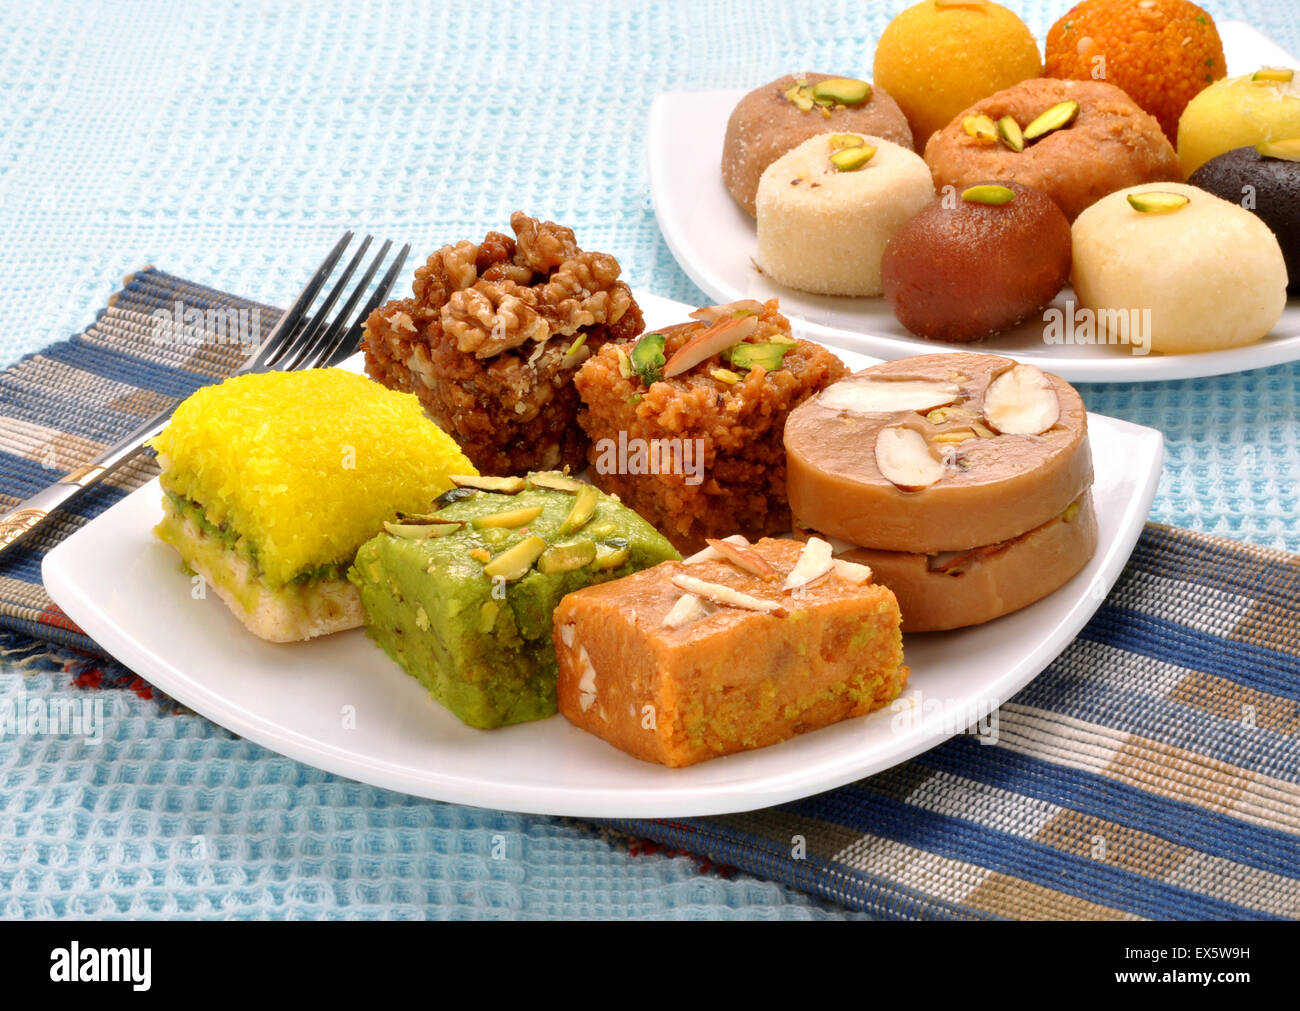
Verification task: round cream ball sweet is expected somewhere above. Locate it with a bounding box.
[755,134,934,296]
[1070,182,1287,355]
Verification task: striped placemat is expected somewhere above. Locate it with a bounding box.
[3,269,1298,920]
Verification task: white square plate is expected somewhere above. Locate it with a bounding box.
[42,292,1163,818]
[648,21,1300,383]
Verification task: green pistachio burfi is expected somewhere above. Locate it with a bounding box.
[350,473,679,728]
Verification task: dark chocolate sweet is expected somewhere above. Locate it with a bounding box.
[1190,145,1300,294]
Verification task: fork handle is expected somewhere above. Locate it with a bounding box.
[0,408,173,553]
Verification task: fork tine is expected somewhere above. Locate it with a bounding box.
[248,231,354,372]
[300,238,393,369]
[320,242,410,368]
[279,235,374,371]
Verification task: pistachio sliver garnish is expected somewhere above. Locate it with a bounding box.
[594,538,631,570]
[472,505,544,529]
[1023,100,1079,141]
[783,82,815,111]
[711,367,742,385]
[828,133,866,151]
[537,540,597,574]
[997,115,1025,152]
[725,341,794,372]
[527,471,584,493]
[962,184,1016,205]
[630,333,666,386]
[1252,67,1295,83]
[561,332,588,363]
[1126,191,1190,213]
[383,519,464,538]
[962,114,998,146]
[559,484,599,534]
[449,474,526,494]
[829,144,877,171]
[811,77,872,106]
[478,600,500,634]
[1257,138,1300,162]
[482,536,547,581]
[434,486,477,507]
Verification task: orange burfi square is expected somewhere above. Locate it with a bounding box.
[553,538,908,767]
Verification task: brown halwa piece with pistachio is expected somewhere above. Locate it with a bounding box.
[362,212,644,475]
[722,73,913,216]
[574,299,847,554]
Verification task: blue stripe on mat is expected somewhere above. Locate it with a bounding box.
[1013,662,1300,786]
[1083,606,1300,702]
[912,736,1300,879]
[40,339,222,401]
[788,786,1273,921]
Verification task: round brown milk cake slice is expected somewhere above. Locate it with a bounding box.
[784,353,1093,554]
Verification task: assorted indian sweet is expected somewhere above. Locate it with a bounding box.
[872,0,1042,146]
[574,299,847,553]
[1177,67,1300,176]
[722,73,913,216]
[362,212,645,476]
[881,181,1072,341]
[755,133,934,295]
[1189,143,1300,293]
[924,78,1181,222]
[1071,183,1288,353]
[1044,0,1225,143]
[784,354,1096,631]
[349,473,679,729]
[149,369,476,643]
[553,536,907,767]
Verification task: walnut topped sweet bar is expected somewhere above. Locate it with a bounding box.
[362,212,644,476]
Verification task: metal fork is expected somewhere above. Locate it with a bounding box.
[0,233,411,554]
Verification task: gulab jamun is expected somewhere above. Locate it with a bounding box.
[881,181,1072,342]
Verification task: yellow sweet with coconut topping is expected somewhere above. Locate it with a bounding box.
[149,368,476,587]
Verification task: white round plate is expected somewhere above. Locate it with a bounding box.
[42,292,1163,818]
[647,21,1300,383]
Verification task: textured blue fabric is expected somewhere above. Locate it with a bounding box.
[0,0,1297,920]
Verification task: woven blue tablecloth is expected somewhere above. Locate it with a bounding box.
[0,0,1297,919]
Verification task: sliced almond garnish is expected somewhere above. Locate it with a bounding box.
[688,299,765,324]
[832,559,873,584]
[576,646,598,712]
[662,315,760,379]
[683,534,750,564]
[670,573,782,613]
[449,474,526,494]
[983,364,1060,435]
[819,378,961,415]
[875,427,946,491]
[663,592,711,629]
[706,537,776,580]
[782,537,834,592]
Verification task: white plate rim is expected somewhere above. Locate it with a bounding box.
[41,294,1164,818]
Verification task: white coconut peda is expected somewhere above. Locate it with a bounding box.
[755,134,933,296]
[1071,182,1287,355]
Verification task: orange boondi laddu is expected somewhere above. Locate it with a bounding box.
[1045,0,1225,142]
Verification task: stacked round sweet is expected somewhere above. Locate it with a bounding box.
[722,73,913,217]
[784,354,1096,632]
[1071,182,1288,353]
[754,133,934,296]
